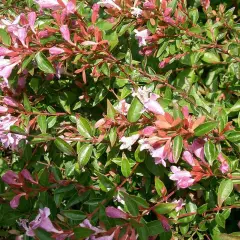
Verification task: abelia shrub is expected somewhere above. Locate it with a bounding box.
[0,0,240,239]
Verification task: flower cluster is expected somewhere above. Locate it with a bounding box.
[0,0,239,239]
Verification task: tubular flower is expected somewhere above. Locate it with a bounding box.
[119,134,140,150]
[170,166,194,189]
[19,207,63,237]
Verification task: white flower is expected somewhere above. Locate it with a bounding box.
[120,134,140,150]
[114,100,130,115]
[97,0,121,10]
[131,7,142,17]
[134,29,150,47]
[172,198,185,212]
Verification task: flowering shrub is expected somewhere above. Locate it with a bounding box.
[0,0,240,239]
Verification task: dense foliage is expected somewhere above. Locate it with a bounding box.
[0,0,240,239]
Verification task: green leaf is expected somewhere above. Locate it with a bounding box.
[173,136,183,163]
[58,91,75,114]
[154,203,177,214]
[202,52,220,63]
[121,157,131,177]
[74,227,94,239]
[229,99,240,113]
[78,144,93,167]
[77,116,92,138]
[93,87,108,106]
[219,233,240,240]
[23,93,32,111]
[121,192,139,216]
[10,126,26,135]
[218,179,233,207]
[37,115,47,134]
[125,49,132,65]
[189,8,199,25]
[35,229,53,240]
[127,97,143,123]
[61,210,86,221]
[216,212,226,228]
[134,145,146,163]
[204,141,217,165]
[130,195,149,208]
[194,121,218,136]
[155,177,167,197]
[35,52,55,74]
[178,202,197,223]
[103,31,118,50]
[0,29,11,46]
[107,99,116,119]
[146,220,164,236]
[224,131,240,143]
[47,116,57,128]
[21,54,34,71]
[29,77,40,94]
[168,0,178,13]
[101,62,110,77]
[54,137,76,156]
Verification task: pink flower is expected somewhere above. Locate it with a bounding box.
[3,96,19,107]
[28,12,36,33]
[79,219,115,240]
[10,193,26,209]
[49,46,65,55]
[220,162,229,174]
[0,106,8,113]
[97,0,121,10]
[0,47,13,56]
[65,1,76,14]
[105,206,128,219]
[21,169,38,184]
[182,151,195,166]
[0,114,26,150]
[151,145,168,167]
[34,0,63,10]
[163,16,175,25]
[170,166,194,189]
[114,99,130,115]
[38,30,50,38]
[19,207,63,237]
[143,1,155,10]
[182,106,189,118]
[2,170,22,186]
[218,153,229,174]
[191,138,205,162]
[0,59,20,81]
[134,29,150,47]
[119,134,140,150]
[173,198,185,212]
[80,219,104,234]
[60,25,74,45]
[144,99,164,115]
[141,126,156,136]
[31,208,63,233]
[15,27,28,48]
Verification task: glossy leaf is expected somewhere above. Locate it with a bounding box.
[218,179,233,207]
[78,144,93,167]
[194,121,218,136]
[35,52,55,74]
[54,137,76,156]
[173,135,183,163]
[127,97,143,123]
